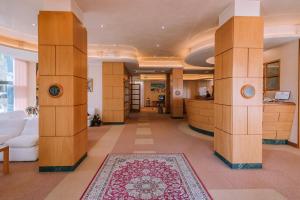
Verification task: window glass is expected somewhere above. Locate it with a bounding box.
[0,53,14,113]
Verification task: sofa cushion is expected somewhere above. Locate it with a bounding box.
[0,135,15,145]
[5,135,38,148]
[21,117,38,135]
[0,111,26,120]
[0,119,26,137]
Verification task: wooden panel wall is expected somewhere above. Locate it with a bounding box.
[170,69,183,118]
[38,11,87,168]
[102,62,127,123]
[214,16,264,164]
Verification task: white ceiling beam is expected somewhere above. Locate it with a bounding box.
[219,0,261,26]
[42,0,84,23]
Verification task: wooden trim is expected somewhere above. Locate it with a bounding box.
[0,35,37,52]
[288,141,299,148]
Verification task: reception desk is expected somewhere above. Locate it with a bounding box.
[263,102,296,143]
[185,99,214,136]
[186,99,296,143]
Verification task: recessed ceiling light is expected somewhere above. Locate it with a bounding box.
[156,44,160,47]
[206,57,215,65]
[161,26,165,30]
[100,24,104,28]
[32,23,36,27]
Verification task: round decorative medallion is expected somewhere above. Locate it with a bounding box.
[241,84,255,99]
[48,84,63,98]
[175,90,181,96]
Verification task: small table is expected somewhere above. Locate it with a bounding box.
[0,145,9,174]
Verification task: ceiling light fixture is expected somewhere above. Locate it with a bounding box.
[206,57,215,65]
[161,26,165,30]
[156,44,160,48]
[100,24,104,28]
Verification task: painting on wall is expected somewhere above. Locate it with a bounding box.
[88,78,93,92]
[151,82,165,92]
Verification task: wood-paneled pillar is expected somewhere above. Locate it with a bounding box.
[170,69,183,118]
[165,73,171,114]
[38,11,87,171]
[214,16,264,169]
[102,62,127,124]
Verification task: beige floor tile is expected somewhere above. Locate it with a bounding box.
[209,189,287,200]
[134,138,154,145]
[136,127,152,136]
[138,122,150,126]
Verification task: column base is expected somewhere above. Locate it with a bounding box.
[214,152,262,169]
[188,125,214,137]
[39,153,87,172]
[263,139,288,145]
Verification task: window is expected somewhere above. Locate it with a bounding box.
[0,53,14,112]
[264,60,280,91]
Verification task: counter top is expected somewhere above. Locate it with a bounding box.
[264,101,296,105]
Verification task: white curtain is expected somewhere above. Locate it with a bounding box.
[14,59,28,111]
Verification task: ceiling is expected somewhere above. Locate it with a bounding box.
[0,0,300,67]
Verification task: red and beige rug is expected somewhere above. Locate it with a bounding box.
[81,153,212,200]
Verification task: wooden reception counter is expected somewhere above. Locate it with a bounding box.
[263,102,296,143]
[186,99,296,142]
[185,99,214,136]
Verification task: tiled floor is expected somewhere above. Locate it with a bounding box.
[1,112,300,200]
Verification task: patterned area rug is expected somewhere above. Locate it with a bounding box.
[81,154,212,200]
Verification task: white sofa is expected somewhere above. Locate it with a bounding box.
[0,111,38,161]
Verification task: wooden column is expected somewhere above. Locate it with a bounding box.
[165,74,171,114]
[38,11,87,171]
[102,62,126,124]
[170,69,183,118]
[214,16,264,169]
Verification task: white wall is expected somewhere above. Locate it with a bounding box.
[264,40,299,143]
[88,62,102,116]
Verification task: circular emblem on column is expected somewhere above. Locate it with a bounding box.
[48,84,63,98]
[241,84,255,99]
[175,90,181,96]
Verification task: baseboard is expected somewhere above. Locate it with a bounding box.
[214,152,262,169]
[263,139,288,145]
[188,125,214,137]
[288,141,299,148]
[39,153,87,172]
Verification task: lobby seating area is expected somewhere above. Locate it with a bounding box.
[0,111,38,161]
